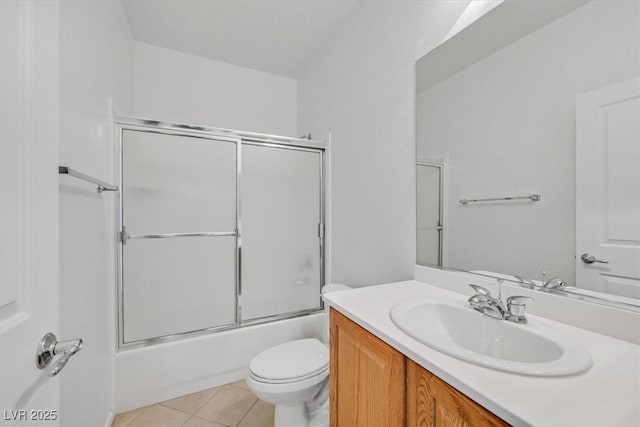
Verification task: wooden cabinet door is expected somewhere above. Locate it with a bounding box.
[330,308,405,427]
[406,360,509,427]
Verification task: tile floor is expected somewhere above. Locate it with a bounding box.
[111,380,274,427]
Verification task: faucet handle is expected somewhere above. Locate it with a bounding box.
[514,275,535,289]
[506,296,533,317]
[468,284,491,296]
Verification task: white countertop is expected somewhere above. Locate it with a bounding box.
[324,280,640,427]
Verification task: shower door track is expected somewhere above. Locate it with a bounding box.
[114,115,326,350]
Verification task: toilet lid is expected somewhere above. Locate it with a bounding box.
[249,338,329,382]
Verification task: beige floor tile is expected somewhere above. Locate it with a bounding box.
[161,387,222,415]
[128,405,191,427]
[111,405,153,427]
[229,379,250,390]
[237,401,274,427]
[183,416,229,427]
[195,386,258,426]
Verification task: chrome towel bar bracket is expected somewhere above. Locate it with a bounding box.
[58,166,118,193]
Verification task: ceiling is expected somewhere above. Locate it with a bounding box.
[122,0,357,79]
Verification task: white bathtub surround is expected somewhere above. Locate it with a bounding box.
[114,313,323,413]
[324,281,640,426]
[415,265,640,344]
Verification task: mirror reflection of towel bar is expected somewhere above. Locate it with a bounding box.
[459,194,540,205]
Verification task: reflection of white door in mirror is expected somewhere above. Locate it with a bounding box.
[576,77,640,299]
[417,160,445,266]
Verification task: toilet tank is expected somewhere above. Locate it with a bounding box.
[321,283,351,343]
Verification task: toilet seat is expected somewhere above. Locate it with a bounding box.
[249,338,329,384]
[249,366,329,385]
[245,284,351,427]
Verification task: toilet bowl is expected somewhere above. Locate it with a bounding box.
[246,283,351,427]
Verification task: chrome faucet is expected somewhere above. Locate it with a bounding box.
[540,270,569,291]
[468,284,533,324]
[468,284,507,320]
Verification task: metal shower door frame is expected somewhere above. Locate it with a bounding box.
[416,159,445,267]
[114,116,326,350]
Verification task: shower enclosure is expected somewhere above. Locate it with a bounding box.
[115,117,325,348]
[416,161,444,267]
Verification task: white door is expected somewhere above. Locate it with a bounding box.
[1,1,61,424]
[576,77,640,298]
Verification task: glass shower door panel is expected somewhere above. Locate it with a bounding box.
[122,237,236,343]
[417,229,441,266]
[122,130,236,235]
[417,164,442,266]
[120,129,237,344]
[241,145,322,320]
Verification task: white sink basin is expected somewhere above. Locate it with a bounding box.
[390,299,592,376]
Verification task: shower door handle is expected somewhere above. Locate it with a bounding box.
[120,226,237,244]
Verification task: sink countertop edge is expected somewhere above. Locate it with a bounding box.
[324,280,640,427]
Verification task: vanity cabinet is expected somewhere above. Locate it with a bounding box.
[406,359,508,427]
[330,308,508,427]
[329,308,405,426]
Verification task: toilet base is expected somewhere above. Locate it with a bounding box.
[272,399,329,427]
[308,399,329,427]
[275,404,308,427]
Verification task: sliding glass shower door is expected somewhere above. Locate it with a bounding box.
[116,119,325,348]
[241,144,322,320]
[416,162,443,266]
[119,129,239,344]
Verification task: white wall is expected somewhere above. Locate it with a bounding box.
[58,1,133,425]
[417,1,639,284]
[134,42,298,136]
[298,1,469,287]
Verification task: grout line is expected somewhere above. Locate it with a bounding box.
[226,381,249,391]
[235,399,259,427]
[185,415,232,427]
[126,382,249,427]
[197,386,225,411]
[160,385,225,415]
[116,405,154,427]
[164,405,198,418]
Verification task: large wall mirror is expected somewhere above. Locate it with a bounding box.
[416,0,639,311]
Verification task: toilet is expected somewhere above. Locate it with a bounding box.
[246,283,351,427]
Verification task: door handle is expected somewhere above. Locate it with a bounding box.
[35,332,83,377]
[580,253,609,264]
